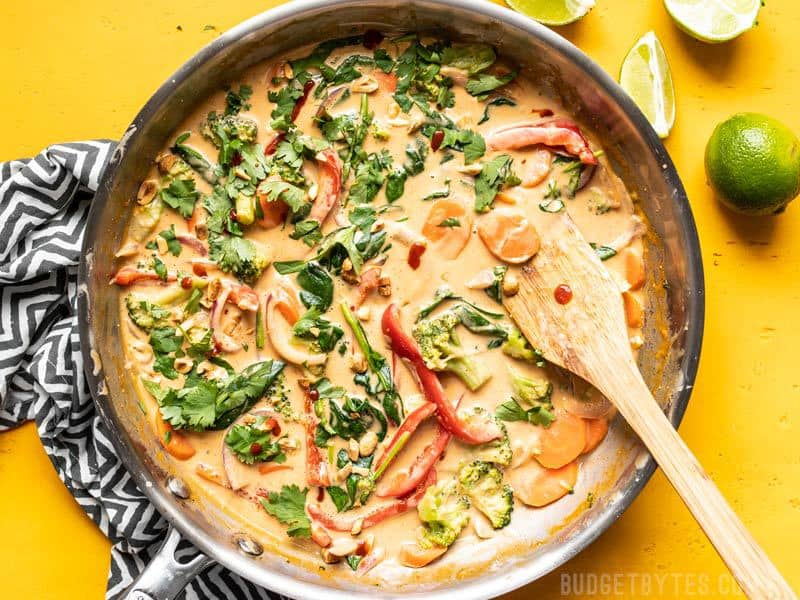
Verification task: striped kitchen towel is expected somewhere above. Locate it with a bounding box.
[0,142,283,599]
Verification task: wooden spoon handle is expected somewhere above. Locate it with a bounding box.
[600,365,795,599]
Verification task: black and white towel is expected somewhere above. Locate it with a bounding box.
[0,142,282,599]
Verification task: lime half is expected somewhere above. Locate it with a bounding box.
[620,31,676,139]
[664,0,760,43]
[505,0,595,26]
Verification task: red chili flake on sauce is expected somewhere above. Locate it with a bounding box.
[408,242,426,270]
[317,487,325,502]
[231,152,243,166]
[192,263,207,277]
[308,388,320,401]
[554,284,573,304]
[430,130,445,152]
[250,442,263,456]
[533,108,554,117]
[363,29,384,50]
[180,276,193,289]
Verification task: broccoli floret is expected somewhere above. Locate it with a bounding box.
[509,367,552,406]
[459,406,512,466]
[413,310,492,391]
[159,154,194,183]
[202,113,258,147]
[209,234,270,284]
[417,478,471,548]
[458,460,514,529]
[125,295,172,331]
[472,421,513,467]
[501,326,545,366]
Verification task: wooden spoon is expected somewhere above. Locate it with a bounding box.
[504,215,795,599]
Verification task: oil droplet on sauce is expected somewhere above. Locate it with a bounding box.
[554,284,573,304]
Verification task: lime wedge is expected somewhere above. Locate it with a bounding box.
[505,0,595,26]
[620,31,676,139]
[664,0,760,43]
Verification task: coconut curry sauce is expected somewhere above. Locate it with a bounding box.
[114,33,647,582]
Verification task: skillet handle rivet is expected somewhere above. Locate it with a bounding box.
[235,534,264,557]
[166,476,190,499]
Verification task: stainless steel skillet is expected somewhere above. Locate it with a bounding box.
[77,1,704,598]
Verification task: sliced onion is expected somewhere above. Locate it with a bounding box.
[315,85,348,120]
[210,284,241,353]
[176,234,208,256]
[264,293,326,366]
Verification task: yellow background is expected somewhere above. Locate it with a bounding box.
[1,1,798,598]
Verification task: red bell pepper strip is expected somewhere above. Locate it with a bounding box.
[373,401,436,476]
[381,304,502,444]
[264,80,315,155]
[303,387,331,487]
[110,266,176,286]
[308,148,343,224]
[377,420,451,498]
[486,118,597,165]
[306,469,436,532]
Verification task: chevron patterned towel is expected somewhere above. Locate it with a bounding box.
[0,142,284,599]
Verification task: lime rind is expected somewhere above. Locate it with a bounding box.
[620,31,676,139]
[664,0,760,43]
[505,0,596,26]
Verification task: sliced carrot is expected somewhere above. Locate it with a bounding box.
[274,288,302,325]
[256,195,289,229]
[476,208,540,264]
[421,199,472,259]
[520,148,553,188]
[582,418,609,454]
[510,460,579,508]
[155,415,195,461]
[623,246,645,290]
[398,541,448,568]
[195,463,227,487]
[374,70,398,93]
[622,291,644,328]
[258,463,292,475]
[495,190,519,205]
[534,410,586,469]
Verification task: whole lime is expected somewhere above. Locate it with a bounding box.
[705,113,800,215]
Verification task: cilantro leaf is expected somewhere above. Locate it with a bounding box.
[151,255,168,282]
[478,96,516,125]
[495,398,556,427]
[159,178,198,218]
[474,154,520,212]
[257,180,308,213]
[224,84,253,116]
[591,244,617,261]
[157,225,182,257]
[225,419,285,465]
[268,81,305,132]
[441,43,496,75]
[485,265,507,304]
[208,235,270,284]
[204,185,241,236]
[260,484,311,538]
[466,70,518,99]
[438,217,461,228]
[374,48,394,73]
